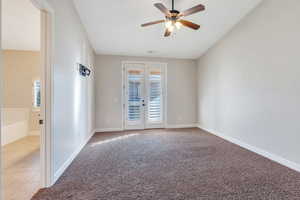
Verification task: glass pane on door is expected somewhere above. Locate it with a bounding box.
[128,71,142,121]
[126,68,145,129]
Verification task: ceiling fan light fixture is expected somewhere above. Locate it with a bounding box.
[165,20,173,29]
[141,1,205,37]
[168,25,175,32]
[175,21,182,29]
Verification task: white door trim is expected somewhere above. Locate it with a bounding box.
[32,0,54,188]
[122,61,168,130]
[0,1,3,198]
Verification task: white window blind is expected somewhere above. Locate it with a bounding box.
[148,71,162,122]
[33,80,41,109]
[127,70,143,122]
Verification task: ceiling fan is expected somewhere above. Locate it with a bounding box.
[141,0,205,37]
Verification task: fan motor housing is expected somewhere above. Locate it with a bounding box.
[169,10,180,19]
[170,10,180,14]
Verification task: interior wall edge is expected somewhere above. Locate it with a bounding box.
[0,0,3,198]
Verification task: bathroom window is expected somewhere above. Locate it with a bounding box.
[33,80,41,110]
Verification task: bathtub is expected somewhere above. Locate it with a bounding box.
[1,108,30,146]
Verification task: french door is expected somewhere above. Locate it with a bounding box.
[124,62,166,130]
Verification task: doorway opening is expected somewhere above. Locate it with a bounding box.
[1,0,52,199]
[123,62,167,130]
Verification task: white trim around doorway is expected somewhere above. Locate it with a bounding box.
[31,0,54,188]
[0,1,3,198]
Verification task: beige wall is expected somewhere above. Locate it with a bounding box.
[3,50,40,131]
[95,55,198,130]
[197,0,300,165]
[46,0,96,177]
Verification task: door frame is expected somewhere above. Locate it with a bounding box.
[31,0,54,188]
[0,1,3,198]
[121,61,168,130]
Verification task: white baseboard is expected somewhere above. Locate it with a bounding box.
[53,129,96,184]
[95,128,123,133]
[95,124,198,132]
[166,123,198,129]
[197,124,300,173]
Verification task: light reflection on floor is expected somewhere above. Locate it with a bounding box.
[90,134,139,147]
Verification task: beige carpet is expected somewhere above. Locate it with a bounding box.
[33,128,300,200]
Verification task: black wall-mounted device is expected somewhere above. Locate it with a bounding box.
[79,64,91,77]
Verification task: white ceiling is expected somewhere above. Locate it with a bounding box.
[73,0,262,59]
[2,0,40,51]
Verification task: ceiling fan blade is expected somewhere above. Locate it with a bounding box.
[141,20,165,27]
[154,3,171,16]
[180,4,205,17]
[179,20,200,30]
[164,29,171,37]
